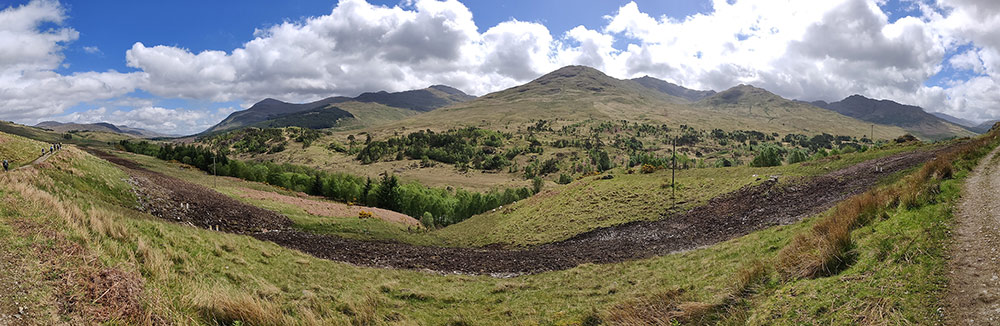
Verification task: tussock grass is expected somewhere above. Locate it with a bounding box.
[718,128,1000,325]
[598,289,715,326]
[189,284,292,326]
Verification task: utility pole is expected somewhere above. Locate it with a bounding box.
[672,136,676,202]
[871,124,874,141]
[213,149,217,189]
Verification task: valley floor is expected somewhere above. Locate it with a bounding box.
[96,145,941,275]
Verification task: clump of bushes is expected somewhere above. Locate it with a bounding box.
[750,145,783,167]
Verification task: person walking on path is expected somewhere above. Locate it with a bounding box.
[2,160,8,172]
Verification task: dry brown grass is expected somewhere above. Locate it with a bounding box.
[777,129,1000,281]
[600,289,715,326]
[189,284,293,326]
[731,260,768,297]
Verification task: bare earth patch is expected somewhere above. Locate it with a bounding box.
[946,145,1000,325]
[234,187,421,227]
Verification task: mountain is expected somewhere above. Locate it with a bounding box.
[811,95,975,140]
[930,112,977,128]
[383,66,907,139]
[631,76,716,101]
[35,121,173,138]
[202,85,475,134]
[970,120,1000,133]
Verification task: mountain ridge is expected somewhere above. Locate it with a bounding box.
[35,121,174,138]
[811,94,974,140]
[202,85,475,135]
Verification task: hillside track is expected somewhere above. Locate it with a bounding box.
[945,144,1000,325]
[93,147,946,275]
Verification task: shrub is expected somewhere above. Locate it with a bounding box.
[750,145,783,167]
[787,149,809,164]
[557,173,573,185]
[420,212,434,228]
[640,164,657,174]
[358,210,374,219]
[532,177,544,194]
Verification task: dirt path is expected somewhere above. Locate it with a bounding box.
[14,147,58,171]
[945,145,1000,325]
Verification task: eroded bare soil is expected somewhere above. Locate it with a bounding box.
[94,147,943,275]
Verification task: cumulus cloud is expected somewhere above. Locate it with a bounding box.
[0,0,138,122]
[5,0,1000,133]
[58,106,236,135]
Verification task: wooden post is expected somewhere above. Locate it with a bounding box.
[672,136,676,202]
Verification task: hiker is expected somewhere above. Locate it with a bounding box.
[41,148,45,155]
[2,160,8,172]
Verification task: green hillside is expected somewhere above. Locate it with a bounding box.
[3,125,995,325]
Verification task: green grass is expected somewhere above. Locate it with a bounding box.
[0,120,132,150]
[1,134,817,324]
[435,141,936,247]
[1,129,987,324]
[0,130,45,169]
[731,170,964,325]
[108,139,936,248]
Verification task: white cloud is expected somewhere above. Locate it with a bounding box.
[58,106,236,135]
[82,46,101,55]
[4,0,1000,132]
[0,0,138,122]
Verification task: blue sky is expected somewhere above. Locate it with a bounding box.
[49,0,712,74]
[1,0,998,134]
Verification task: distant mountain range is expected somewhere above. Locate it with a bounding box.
[202,85,475,135]
[381,65,909,139]
[197,65,985,141]
[35,121,174,138]
[810,95,975,140]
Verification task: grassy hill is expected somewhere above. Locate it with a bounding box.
[203,85,475,134]
[812,95,976,140]
[970,120,1000,133]
[35,121,174,138]
[378,66,906,138]
[200,66,911,191]
[0,120,133,149]
[631,75,716,101]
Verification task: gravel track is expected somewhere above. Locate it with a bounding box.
[945,144,1000,325]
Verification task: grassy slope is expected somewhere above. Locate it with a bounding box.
[0,134,809,324]
[0,120,132,149]
[436,142,932,247]
[0,131,45,169]
[228,68,909,191]
[715,134,1000,325]
[2,130,987,324]
[113,141,930,249]
[331,101,422,130]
